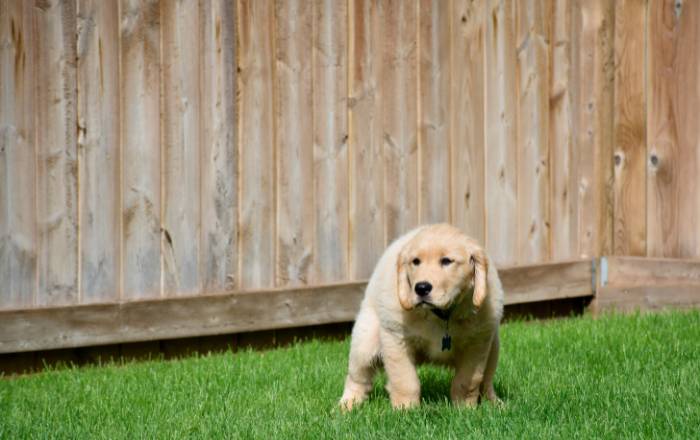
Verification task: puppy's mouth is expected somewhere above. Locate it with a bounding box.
[416,300,436,309]
[416,299,451,311]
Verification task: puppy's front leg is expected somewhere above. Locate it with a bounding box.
[451,336,493,407]
[380,330,420,409]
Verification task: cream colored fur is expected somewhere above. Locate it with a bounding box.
[339,224,504,410]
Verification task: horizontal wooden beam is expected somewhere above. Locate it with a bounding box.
[0,260,594,353]
[500,260,594,305]
[602,256,700,288]
[593,285,700,314]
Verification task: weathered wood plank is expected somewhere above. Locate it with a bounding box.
[603,256,700,288]
[0,0,36,309]
[549,0,576,261]
[613,0,647,256]
[500,259,593,305]
[35,0,79,306]
[418,0,450,224]
[516,0,550,264]
[275,0,314,286]
[647,0,700,258]
[348,0,384,278]
[572,0,614,258]
[120,0,161,300]
[593,285,700,314]
[237,0,276,288]
[0,283,367,353]
[76,0,120,303]
[200,0,238,292]
[485,0,517,265]
[383,0,418,243]
[0,259,594,353]
[312,0,348,283]
[451,0,485,243]
[162,0,201,295]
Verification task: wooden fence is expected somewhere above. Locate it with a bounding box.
[1,0,699,341]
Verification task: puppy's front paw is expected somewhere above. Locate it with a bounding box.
[338,392,367,412]
[389,391,420,410]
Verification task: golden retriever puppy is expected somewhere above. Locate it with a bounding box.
[339,223,504,410]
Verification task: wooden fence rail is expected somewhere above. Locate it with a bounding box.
[1,0,699,313]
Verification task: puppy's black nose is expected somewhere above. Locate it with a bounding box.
[414,282,432,297]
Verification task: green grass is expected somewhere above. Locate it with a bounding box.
[2,311,700,439]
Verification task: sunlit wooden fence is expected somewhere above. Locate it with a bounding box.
[1,0,699,352]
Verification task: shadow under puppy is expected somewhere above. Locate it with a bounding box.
[340,223,504,410]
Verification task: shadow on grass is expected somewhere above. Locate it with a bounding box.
[366,367,511,407]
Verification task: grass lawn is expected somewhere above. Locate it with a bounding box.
[2,310,699,439]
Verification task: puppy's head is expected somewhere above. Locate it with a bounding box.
[397,224,488,311]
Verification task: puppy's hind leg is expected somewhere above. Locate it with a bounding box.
[339,306,381,411]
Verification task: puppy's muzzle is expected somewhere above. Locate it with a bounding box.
[414,282,432,297]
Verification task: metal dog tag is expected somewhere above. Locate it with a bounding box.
[441,334,452,351]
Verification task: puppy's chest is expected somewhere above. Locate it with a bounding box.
[405,316,473,364]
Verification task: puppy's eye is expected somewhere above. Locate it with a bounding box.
[412,258,421,266]
[440,257,453,266]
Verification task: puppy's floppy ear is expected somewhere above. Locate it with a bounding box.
[470,247,489,308]
[396,250,413,311]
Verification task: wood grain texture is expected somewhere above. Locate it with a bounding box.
[120,0,161,300]
[199,0,238,292]
[485,0,517,265]
[0,282,367,353]
[35,0,79,306]
[348,0,384,279]
[593,285,700,314]
[572,0,614,258]
[237,0,276,288]
[516,0,550,264]
[0,0,36,309]
[312,0,348,282]
[451,0,485,243]
[275,0,313,286]
[603,256,700,287]
[613,0,647,256]
[161,0,201,295]
[500,259,593,305]
[0,260,595,353]
[549,0,576,260]
[418,0,450,224]
[76,0,120,303]
[647,0,700,258]
[383,0,418,243]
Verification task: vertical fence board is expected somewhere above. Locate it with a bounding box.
[383,0,418,242]
[613,0,647,256]
[120,0,161,299]
[200,0,237,292]
[313,0,348,283]
[348,0,384,279]
[161,0,201,295]
[77,0,120,303]
[35,0,78,306]
[647,0,700,258]
[549,0,576,260]
[485,0,517,265]
[0,1,36,309]
[516,0,550,264]
[419,0,450,224]
[451,0,484,243]
[275,0,313,286]
[237,0,276,288]
[573,0,614,258]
